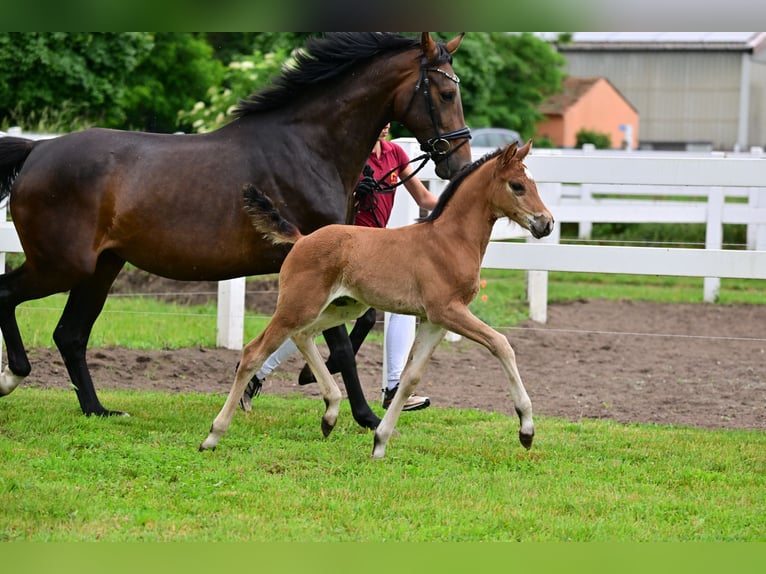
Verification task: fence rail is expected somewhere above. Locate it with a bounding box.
[390,139,766,324]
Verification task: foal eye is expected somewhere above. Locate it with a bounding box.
[510,182,525,194]
[440,91,456,103]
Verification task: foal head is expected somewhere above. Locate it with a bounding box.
[488,140,554,239]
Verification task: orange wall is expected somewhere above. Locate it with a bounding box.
[537,79,639,149]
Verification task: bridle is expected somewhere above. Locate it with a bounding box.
[353,57,472,225]
[371,59,472,194]
[410,62,472,161]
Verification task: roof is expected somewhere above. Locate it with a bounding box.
[538,76,637,115]
[536,32,766,55]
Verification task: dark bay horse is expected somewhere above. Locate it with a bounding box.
[200,141,554,458]
[0,32,471,429]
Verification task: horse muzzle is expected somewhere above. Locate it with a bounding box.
[529,214,554,239]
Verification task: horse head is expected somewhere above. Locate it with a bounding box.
[491,140,554,239]
[393,32,472,180]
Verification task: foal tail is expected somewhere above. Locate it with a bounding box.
[0,137,36,203]
[242,183,305,245]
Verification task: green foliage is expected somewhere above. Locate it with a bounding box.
[117,33,225,133]
[576,128,612,149]
[452,32,566,139]
[177,49,288,133]
[1,389,764,541]
[0,32,154,130]
[1,32,565,137]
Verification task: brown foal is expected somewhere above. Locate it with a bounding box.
[199,140,554,458]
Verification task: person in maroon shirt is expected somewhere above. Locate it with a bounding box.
[240,124,439,413]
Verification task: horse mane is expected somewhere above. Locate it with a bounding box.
[418,148,504,223]
[233,33,453,117]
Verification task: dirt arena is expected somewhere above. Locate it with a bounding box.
[18,270,765,431]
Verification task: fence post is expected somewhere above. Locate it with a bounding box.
[579,183,593,240]
[527,182,562,323]
[704,187,724,302]
[217,278,245,349]
[748,187,766,250]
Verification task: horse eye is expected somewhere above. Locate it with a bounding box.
[440,91,456,103]
[510,182,525,195]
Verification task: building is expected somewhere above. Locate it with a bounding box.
[536,76,639,149]
[537,32,766,151]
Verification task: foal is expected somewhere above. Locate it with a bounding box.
[200,141,554,458]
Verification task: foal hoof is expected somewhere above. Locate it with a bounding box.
[298,363,316,386]
[519,431,534,450]
[321,418,335,438]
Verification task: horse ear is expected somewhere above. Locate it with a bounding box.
[445,33,465,54]
[421,32,438,60]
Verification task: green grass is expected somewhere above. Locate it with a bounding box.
[13,272,765,350]
[0,388,764,541]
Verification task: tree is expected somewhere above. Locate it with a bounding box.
[118,33,225,132]
[0,32,154,130]
[452,32,566,140]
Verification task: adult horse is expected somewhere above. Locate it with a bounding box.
[200,140,553,457]
[0,32,471,430]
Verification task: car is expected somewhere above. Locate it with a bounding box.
[470,127,522,149]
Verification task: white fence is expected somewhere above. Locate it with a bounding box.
[1,136,765,351]
[389,139,766,324]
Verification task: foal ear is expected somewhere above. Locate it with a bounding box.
[496,142,520,172]
[516,139,533,161]
[445,33,465,54]
[421,32,438,60]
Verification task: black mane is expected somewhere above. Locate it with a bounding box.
[233,33,453,117]
[419,148,504,223]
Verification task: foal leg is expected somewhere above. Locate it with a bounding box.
[433,305,534,449]
[291,334,343,437]
[200,324,294,451]
[322,325,381,430]
[372,321,445,459]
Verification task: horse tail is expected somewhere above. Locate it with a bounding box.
[242,183,304,245]
[0,137,36,203]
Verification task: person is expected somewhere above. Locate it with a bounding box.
[240,123,439,413]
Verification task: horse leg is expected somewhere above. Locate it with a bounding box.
[52,254,126,416]
[321,325,381,430]
[297,308,376,384]
[373,320,445,459]
[434,304,534,449]
[292,333,343,437]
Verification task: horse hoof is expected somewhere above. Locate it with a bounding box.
[199,437,217,451]
[321,418,335,437]
[0,367,25,396]
[352,410,381,430]
[87,409,130,418]
[519,431,534,450]
[371,434,386,459]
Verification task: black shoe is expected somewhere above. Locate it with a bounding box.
[239,374,263,412]
[382,384,430,411]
